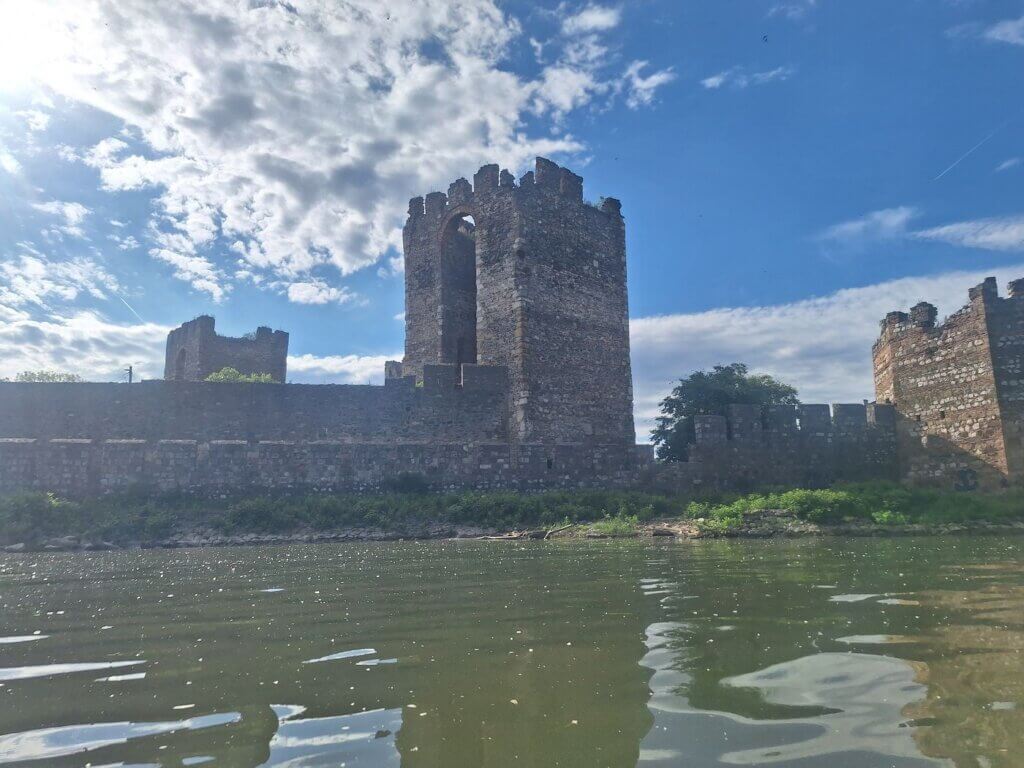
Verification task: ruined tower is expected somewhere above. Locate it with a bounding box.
[400,157,635,446]
[164,316,289,383]
[873,277,1024,488]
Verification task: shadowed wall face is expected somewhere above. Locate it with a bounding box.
[873,277,1024,489]
[164,316,289,383]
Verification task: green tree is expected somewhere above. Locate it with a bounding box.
[204,367,277,383]
[12,370,84,383]
[651,363,799,462]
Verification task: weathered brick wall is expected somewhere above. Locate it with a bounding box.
[165,316,289,382]
[0,364,509,443]
[655,403,898,493]
[873,277,1024,489]
[403,158,635,446]
[0,438,650,497]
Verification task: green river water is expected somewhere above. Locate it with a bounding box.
[0,537,1021,767]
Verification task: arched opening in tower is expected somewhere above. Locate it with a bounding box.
[439,214,477,371]
[174,347,187,380]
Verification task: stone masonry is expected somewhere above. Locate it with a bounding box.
[874,276,1024,489]
[0,157,976,498]
[165,316,289,382]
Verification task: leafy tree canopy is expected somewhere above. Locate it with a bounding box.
[651,363,799,462]
[9,370,84,383]
[204,367,277,383]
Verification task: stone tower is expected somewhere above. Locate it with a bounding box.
[164,316,289,382]
[873,276,1024,488]
[401,157,635,446]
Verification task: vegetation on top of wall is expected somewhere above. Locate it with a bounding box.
[1,370,84,383]
[651,363,799,462]
[204,367,278,383]
[0,482,1022,548]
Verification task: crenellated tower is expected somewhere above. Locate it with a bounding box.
[399,157,635,446]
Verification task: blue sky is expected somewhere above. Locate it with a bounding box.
[0,0,1022,437]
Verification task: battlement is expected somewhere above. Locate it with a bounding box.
[691,402,896,447]
[165,315,289,382]
[405,158,620,226]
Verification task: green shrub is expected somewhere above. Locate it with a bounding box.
[205,367,277,383]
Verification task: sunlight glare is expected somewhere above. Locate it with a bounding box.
[0,1,68,94]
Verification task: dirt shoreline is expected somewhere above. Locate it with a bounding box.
[5,510,1024,553]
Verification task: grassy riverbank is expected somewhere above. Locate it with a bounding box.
[1,482,1023,549]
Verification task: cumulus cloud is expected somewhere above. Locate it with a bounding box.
[0,312,169,381]
[287,352,402,385]
[21,0,671,305]
[284,280,356,305]
[0,144,20,175]
[914,215,1024,252]
[817,206,919,244]
[562,5,622,35]
[30,200,91,239]
[701,65,795,90]
[629,264,1024,440]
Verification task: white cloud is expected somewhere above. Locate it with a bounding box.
[701,65,795,90]
[0,312,168,381]
[0,252,121,309]
[622,61,676,109]
[16,1,668,304]
[914,215,1024,252]
[284,280,355,305]
[30,200,91,238]
[985,15,1024,46]
[817,206,919,244]
[562,5,621,35]
[16,109,50,132]
[768,1,817,20]
[0,144,20,175]
[287,352,401,385]
[996,157,1021,173]
[629,264,1024,440]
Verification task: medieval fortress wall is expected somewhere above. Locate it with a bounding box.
[0,157,1019,496]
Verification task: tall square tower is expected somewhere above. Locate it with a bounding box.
[402,158,635,446]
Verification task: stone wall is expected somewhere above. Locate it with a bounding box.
[0,365,509,443]
[0,438,650,497]
[655,403,899,493]
[402,158,635,447]
[873,277,1024,489]
[165,316,289,382]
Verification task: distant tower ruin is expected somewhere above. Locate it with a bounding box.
[400,157,635,445]
[873,277,1024,488]
[164,316,289,382]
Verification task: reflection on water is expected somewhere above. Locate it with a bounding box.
[0,537,1020,766]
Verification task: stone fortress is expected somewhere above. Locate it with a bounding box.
[0,157,1019,495]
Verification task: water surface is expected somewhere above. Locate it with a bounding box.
[0,537,1021,766]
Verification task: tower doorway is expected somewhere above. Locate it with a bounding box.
[439,214,477,371]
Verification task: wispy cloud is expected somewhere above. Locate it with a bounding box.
[701,65,795,90]
[914,215,1024,252]
[629,264,1024,439]
[985,15,1024,46]
[621,61,676,109]
[996,157,1021,173]
[0,251,120,309]
[30,200,91,239]
[816,207,919,244]
[767,1,817,21]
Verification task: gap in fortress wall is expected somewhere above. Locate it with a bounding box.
[0,156,1020,496]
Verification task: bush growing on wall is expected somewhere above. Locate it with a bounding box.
[205,367,278,383]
